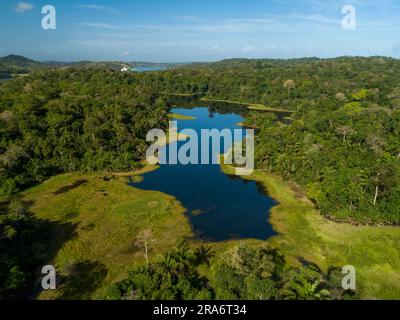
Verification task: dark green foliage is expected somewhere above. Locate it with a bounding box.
[114,243,354,301]
[57,261,108,300]
[251,93,400,224]
[212,245,285,300]
[115,241,212,300]
[0,199,76,299]
[212,244,356,300]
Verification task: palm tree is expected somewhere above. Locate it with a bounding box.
[285,278,331,300]
[195,246,215,267]
[157,254,177,276]
[170,241,195,271]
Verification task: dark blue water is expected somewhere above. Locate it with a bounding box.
[131,107,277,242]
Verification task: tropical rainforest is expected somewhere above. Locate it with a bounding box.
[0,55,399,300]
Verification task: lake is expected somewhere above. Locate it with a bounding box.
[131,105,278,242]
[133,66,168,72]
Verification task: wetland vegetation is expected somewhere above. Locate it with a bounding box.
[0,56,399,300]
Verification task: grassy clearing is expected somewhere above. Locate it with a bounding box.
[220,164,400,300]
[20,172,192,300]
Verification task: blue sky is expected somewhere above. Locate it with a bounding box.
[1,0,400,62]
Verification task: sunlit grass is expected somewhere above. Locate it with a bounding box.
[21,172,192,299]
[167,113,196,120]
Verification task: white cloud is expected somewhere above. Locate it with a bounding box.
[242,45,257,52]
[77,22,122,30]
[175,16,203,22]
[264,44,291,50]
[77,5,119,14]
[15,2,34,13]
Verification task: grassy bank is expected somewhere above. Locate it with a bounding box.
[200,97,294,113]
[20,172,192,299]
[220,164,400,299]
[167,112,196,120]
[157,92,293,113]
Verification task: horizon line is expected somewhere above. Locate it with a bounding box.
[1,53,399,65]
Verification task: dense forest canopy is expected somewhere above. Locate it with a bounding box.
[0,68,168,196]
[110,242,355,301]
[151,56,400,110]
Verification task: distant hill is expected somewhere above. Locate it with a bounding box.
[0,55,46,79]
[0,54,43,68]
[0,55,190,77]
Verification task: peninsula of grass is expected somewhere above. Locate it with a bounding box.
[167,112,196,120]
[20,172,192,300]
[157,93,293,113]
[220,164,400,300]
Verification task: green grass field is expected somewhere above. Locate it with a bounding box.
[20,171,192,299]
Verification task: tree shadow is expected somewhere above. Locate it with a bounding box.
[57,261,108,300]
[194,245,215,267]
[0,198,78,300]
[52,179,88,195]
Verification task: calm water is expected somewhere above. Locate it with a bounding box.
[133,66,168,72]
[131,107,278,242]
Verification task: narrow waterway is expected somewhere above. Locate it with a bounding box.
[131,105,278,242]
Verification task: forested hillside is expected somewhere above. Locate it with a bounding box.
[0,69,168,196]
[0,55,44,79]
[151,57,400,110]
